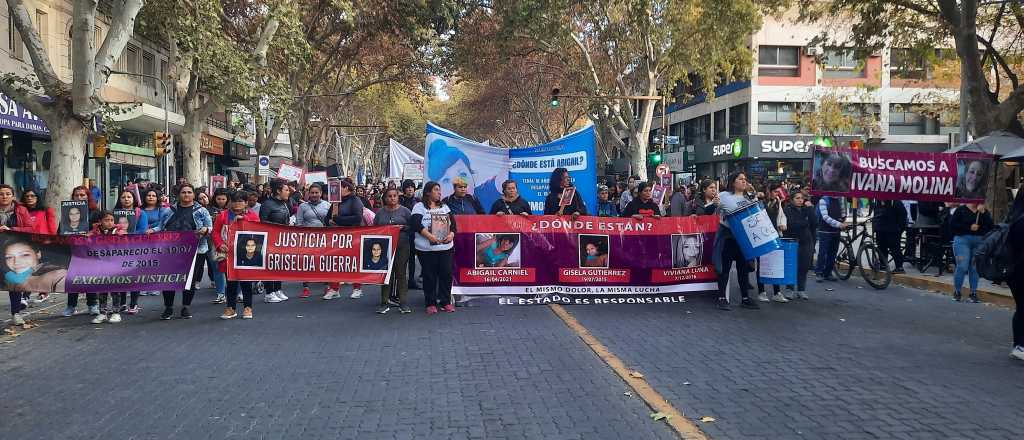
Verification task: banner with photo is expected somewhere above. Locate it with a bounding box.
[452,215,720,305]
[0,230,200,293]
[225,221,402,284]
[425,122,598,215]
[810,147,994,202]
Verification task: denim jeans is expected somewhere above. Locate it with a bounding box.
[953,235,983,295]
[206,248,226,294]
[814,232,840,277]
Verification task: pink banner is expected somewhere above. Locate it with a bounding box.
[810,148,994,202]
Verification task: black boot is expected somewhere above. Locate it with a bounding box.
[969,293,980,303]
[952,291,962,302]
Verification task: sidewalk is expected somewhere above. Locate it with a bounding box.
[890,269,1015,307]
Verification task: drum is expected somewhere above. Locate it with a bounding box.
[725,202,781,260]
[758,238,797,285]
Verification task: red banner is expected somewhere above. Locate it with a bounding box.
[226,220,401,284]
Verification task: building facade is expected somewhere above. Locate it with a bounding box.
[655,11,960,184]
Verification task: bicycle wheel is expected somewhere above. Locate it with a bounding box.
[833,238,855,280]
[858,244,892,289]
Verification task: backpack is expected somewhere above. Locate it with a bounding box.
[974,220,1018,283]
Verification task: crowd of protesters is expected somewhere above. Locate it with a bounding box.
[3,168,1023,362]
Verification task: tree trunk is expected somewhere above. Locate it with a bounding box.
[45,118,90,210]
[181,121,204,187]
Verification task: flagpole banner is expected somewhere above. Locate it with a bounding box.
[810,147,995,202]
[388,139,424,179]
[452,215,720,305]
[226,221,401,284]
[510,124,598,214]
[425,122,598,215]
[1,231,200,293]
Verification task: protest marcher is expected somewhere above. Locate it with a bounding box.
[691,180,719,215]
[618,175,639,211]
[63,186,102,316]
[489,180,532,216]
[621,182,662,219]
[19,189,56,304]
[596,185,620,217]
[215,191,261,319]
[89,211,128,324]
[114,189,148,314]
[259,180,293,303]
[192,188,226,300]
[781,191,816,300]
[443,177,485,215]
[1005,190,1024,361]
[669,183,691,217]
[543,168,588,216]
[0,184,36,325]
[872,200,908,274]
[159,184,212,320]
[374,187,413,314]
[329,179,365,299]
[814,195,848,283]
[711,172,757,311]
[245,188,261,216]
[296,183,333,298]
[400,179,420,290]
[949,203,994,303]
[141,188,172,233]
[205,188,231,303]
[412,181,456,314]
[756,185,788,303]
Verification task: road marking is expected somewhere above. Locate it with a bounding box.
[549,304,708,440]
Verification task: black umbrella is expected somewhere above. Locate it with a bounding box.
[946,130,1024,156]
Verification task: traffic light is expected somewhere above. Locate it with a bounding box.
[154,131,171,156]
[649,152,663,165]
[550,88,560,108]
[93,135,108,158]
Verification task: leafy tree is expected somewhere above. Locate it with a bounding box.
[1,0,145,208]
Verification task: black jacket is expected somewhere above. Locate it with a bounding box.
[543,188,588,216]
[489,197,532,215]
[443,194,485,215]
[259,197,291,225]
[871,200,907,233]
[621,198,662,217]
[333,194,365,227]
[949,206,994,237]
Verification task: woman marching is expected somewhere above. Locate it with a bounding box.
[215,191,261,319]
[295,183,333,299]
[782,191,817,300]
[205,188,230,303]
[489,180,532,216]
[20,189,56,304]
[114,188,149,314]
[158,184,213,320]
[543,167,588,216]
[0,184,37,325]
[373,187,413,314]
[259,180,293,303]
[328,179,366,300]
[949,202,994,302]
[711,172,758,311]
[755,185,788,304]
[411,181,457,314]
[139,188,173,297]
[62,186,102,316]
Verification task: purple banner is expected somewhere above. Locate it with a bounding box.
[0,92,50,136]
[810,148,994,202]
[1,231,199,294]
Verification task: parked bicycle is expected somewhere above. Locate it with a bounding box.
[833,219,892,289]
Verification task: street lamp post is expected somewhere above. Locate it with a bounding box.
[106,68,172,190]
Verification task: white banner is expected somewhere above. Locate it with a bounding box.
[388,139,424,179]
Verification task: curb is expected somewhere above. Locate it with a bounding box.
[890,272,1015,308]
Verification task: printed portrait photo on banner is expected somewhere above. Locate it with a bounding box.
[812,149,853,193]
[579,234,609,269]
[59,201,89,235]
[233,232,267,269]
[361,236,392,272]
[1,236,69,293]
[671,233,704,269]
[474,233,521,268]
[955,158,989,200]
[113,209,137,234]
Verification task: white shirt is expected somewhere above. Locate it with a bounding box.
[412,202,454,252]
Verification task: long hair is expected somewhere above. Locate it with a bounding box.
[548,167,569,194]
[955,159,989,197]
[19,189,44,212]
[724,172,745,194]
[422,181,442,208]
[141,188,162,209]
[812,152,853,192]
[71,185,98,211]
[118,189,141,209]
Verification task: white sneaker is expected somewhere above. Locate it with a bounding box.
[275,290,289,301]
[772,293,790,303]
[323,289,340,300]
[350,288,363,299]
[108,313,122,323]
[756,292,770,302]
[1011,346,1024,361]
[91,314,108,324]
[12,312,26,326]
[264,292,283,303]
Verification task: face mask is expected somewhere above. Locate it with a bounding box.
[5,267,33,285]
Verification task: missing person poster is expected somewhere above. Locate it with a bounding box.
[810,147,994,202]
[0,230,200,293]
[327,179,343,203]
[59,200,89,235]
[453,215,720,305]
[113,209,137,233]
[225,221,402,284]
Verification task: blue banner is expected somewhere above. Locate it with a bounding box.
[424,123,598,215]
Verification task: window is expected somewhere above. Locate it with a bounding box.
[888,104,950,135]
[728,103,749,136]
[713,109,727,140]
[125,44,140,75]
[683,114,710,145]
[823,48,865,78]
[758,102,798,134]
[35,10,47,53]
[836,104,880,135]
[9,15,25,60]
[758,46,800,77]
[890,48,926,80]
[142,51,155,88]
